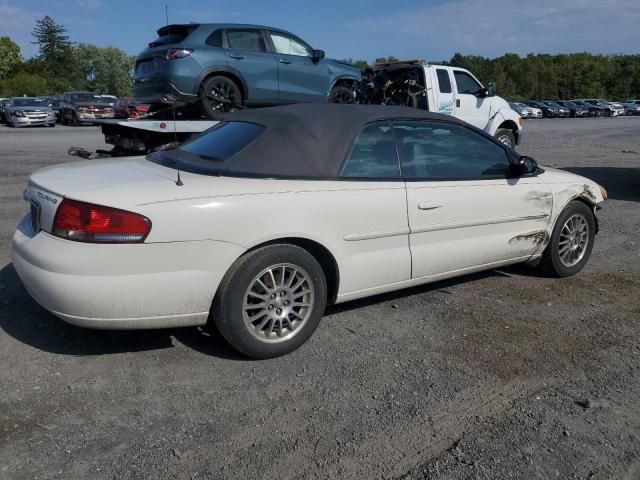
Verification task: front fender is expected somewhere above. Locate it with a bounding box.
[486,108,522,137]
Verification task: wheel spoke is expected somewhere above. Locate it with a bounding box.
[268,269,277,290]
[293,289,311,299]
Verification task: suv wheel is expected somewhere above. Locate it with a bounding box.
[200,75,242,118]
[329,85,355,104]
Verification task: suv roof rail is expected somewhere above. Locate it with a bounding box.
[374,59,427,67]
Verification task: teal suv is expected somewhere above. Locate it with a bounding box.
[133,23,362,118]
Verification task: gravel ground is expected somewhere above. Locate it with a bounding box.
[0,118,639,480]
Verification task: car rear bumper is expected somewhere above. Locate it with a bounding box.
[133,79,199,104]
[12,215,244,330]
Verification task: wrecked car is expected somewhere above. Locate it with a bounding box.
[356,60,522,148]
[60,92,115,125]
[13,104,605,359]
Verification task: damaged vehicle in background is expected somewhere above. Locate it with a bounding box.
[357,60,522,147]
[12,104,606,359]
[60,92,115,125]
[509,102,538,118]
[5,97,56,128]
[133,23,361,118]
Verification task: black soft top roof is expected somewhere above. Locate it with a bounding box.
[217,104,462,178]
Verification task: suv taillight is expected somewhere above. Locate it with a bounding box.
[164,48,192,60]
[52,199,151,243]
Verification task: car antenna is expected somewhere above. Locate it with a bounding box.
[171,103,183,186]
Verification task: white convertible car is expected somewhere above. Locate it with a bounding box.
[13,104,606,358]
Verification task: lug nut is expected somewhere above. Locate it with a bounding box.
[284,300,290,306]
[276,308,282,315]
[281,291,286,297]
[268,304,274,310]
[271,294,276,299]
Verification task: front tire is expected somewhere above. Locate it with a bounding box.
[539,201,595,277]
[495,128,515,148]
[329,85,355,104]
[213,244,327,359]
[199,75,242,118]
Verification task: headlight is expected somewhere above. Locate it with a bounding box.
[13,110,26,117]
[47,110,54,115]
[598,184,608,200]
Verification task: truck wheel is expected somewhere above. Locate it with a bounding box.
[495,129,515,148]
[329,85,355,104]
[200,75,242,118]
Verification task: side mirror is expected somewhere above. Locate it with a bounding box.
[311,49,325,63]
[487,82,496,97]
[514,155,538,175]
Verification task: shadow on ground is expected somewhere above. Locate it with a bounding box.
[561,166,640,202]
[0,261,532,359]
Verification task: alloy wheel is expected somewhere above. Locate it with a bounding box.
[206,80,240,113]
[242,263,315,343]
[558,214,589,268]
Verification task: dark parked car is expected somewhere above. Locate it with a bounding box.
[570,100,602,117]
[133,23,362,118]
[60,92,115,125]
[525,101,558,118]
[553,100,589,118]
[0,98,11,124]
[541,101,570,118]
[577,99,616,117]
[40,96,62,123]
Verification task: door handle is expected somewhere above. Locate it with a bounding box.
[278,58,292,64]
[455,99,461,107]
[418,203,442,211]
[229,54,244,60]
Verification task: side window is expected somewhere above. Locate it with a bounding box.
[393,121,510,180]
[453,70,482,95]
[225,29,266,52]
[205,29,223,47]
[436,69,452,94]
[269,32,311,57]
[340,122,400,178]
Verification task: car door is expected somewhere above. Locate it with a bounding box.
[223,28,279,102]
[337,121,411,293]
[393,120,552,279]
[450,69,492,130]
[431,67,456,116]
[266,31,330,102]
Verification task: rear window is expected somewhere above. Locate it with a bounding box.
[150,25,198,47]
[148,121,265,175]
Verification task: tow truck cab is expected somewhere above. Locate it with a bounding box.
[374,60,522,147]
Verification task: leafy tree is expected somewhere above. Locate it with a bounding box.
[1,73,49,96]
[0,37,23,80]
[73,44,135,96]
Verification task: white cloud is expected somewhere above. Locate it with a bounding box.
[347,0,640,57]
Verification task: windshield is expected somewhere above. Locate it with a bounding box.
[71,93,105,103]
[148,121,265,175]
[12,98,49,107]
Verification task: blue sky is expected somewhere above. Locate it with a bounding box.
[2,0,639,61]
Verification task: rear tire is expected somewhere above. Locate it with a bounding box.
[329,85,355,104]
[213,244,327,359]
[199,75,242,119]
[495,128,515,148]
[539,201,595,277]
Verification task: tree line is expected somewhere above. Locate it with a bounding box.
[1,16,639,101]
[0,16,134,98]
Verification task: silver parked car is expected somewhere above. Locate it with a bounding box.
[509,102,542,118]
[6,97,56,127]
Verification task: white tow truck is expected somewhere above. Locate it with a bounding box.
[370,59,523,147]
[76,59,522,158]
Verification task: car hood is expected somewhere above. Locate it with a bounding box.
[74,102,111,108]
[10,106,50,112]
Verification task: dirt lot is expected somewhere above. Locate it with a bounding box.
[0,118,639,480]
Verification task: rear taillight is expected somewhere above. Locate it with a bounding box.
[163,48,192,60]
[52,199,151,243]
